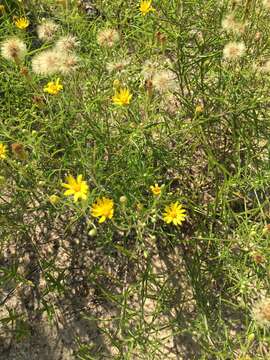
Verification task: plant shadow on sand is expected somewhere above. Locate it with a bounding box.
[0,212,248,359]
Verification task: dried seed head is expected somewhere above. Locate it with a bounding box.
[141,59,160,81]
[262,0,270,10]
[11,143,27,160]
[145,79,153,96]
[251,252,265,264]
[55,35,79,52]
[97,28,120,47]
[1,37,27,62]
[223,41,246,61]
[106,59,130,73]
[156,31,166,45]
[32,49,61,75]
[20,66,29,76]
[152,69,178,93]
[58,53,79,74]
[252,297,270,327]
[221,14,245,34]
[32,95,45,108]
[37,20,59,42]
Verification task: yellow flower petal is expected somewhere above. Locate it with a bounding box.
[64,189,74,196]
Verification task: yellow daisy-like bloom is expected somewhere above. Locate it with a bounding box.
[0,143,7,160]
[195,105,204,114]
[150,183,162,196]
[91,197,114,223]
[112,88,132,106]
[163,202,186,226]
[62,174,89,202]
[139,0,155,16]
[44,78,63,95]
[14,17,29,30]
[0,5,5,13]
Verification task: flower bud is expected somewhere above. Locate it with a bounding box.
[195,105,204,114]
[119,195,127,204]
[113,79,121,89]
[262,224,270,235]
[49,194,60,205]
[88,228,97,237]
[250,230,256,237]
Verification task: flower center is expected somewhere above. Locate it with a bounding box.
[73,184,81,192]
[170,210,177,219]
[121,94,129,103]
[102,206,111,217]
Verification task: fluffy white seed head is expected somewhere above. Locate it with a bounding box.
[97,28,120,47]
[106,59,130,73]
[252,297,270,327]
[152,69,178,93]
[221,14,245,34]
[261,59,270,73]
[141,59,160,81]
[262,0,270,9]
[58,53,79,74]
[1,37,27,62]
[223,41,246,61]
[55,35,79,53]
[32,49,61,75]
[37,20,59,42]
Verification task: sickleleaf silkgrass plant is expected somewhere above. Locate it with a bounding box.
[1,0,270,358]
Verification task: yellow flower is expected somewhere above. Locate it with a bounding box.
[113,79,121,89]
[62,174,89,202]
[195,105,204,114]
[139,0,155,16]
[44,78,63,95]
[49,194,60,205]
[0,5,5,13]
[150,183,162,196]
[112,88,132,106]
[163,201,186,226]
[14,17,29,30]
[91,197,114,223]
[0,143,7,160]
